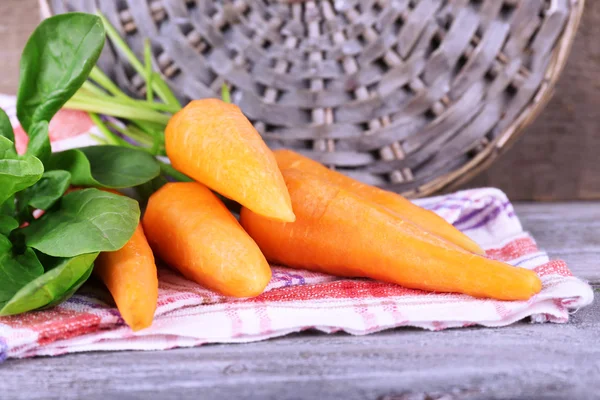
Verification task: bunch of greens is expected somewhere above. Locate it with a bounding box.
[62,13,192,183]
[58,13,232,185]
[0,13,165,316]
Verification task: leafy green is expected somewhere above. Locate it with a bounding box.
[47,145,160,188]
[24,188,140,257]
[0,135,17,158]
[0,136,44,205]
[18,170,71,211]
[0,12,172,317]
[1,196,16,217]
[98,13,181,109]
[0,235,44,308]
[41,262,94,309]
[25,121,51,165]
[135,174,168,205]
[0,216,19,236]
[16,13,105,133]
[80,146,160,187]
[0,252,98,316]
[0,108,15,144]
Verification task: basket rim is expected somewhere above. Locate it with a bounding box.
[40,0,586,198]
[429,0,585,197]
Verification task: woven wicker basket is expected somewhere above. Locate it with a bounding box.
[42,0,583,198]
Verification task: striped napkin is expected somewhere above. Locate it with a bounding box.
[0,95,593,362]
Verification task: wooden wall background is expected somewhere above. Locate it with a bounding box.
[1,0,598,201]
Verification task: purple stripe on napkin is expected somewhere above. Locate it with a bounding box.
[0,337,7,363]
[460,202,514,231]
[454,200,511,227]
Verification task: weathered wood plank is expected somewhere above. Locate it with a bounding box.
[1,296,598,400]
[0,202,598,400]
[0,0,40,94]
[514,202,600,282]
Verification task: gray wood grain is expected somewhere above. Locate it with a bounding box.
[1,300,599,400]
[0,0,39,95]
[515,202,600,282]
[0,202,598,400]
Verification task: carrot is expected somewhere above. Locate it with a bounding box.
[274,149,484,255]
[240,168,542,301]
[165,99,295,222]
[94,223,158,331]
[142,182,271,297]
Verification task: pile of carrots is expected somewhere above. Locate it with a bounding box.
[95,98,542,331]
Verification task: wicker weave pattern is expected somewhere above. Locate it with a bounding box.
[45,0,582,197]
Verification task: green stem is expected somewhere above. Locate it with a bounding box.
[82,81,108,97]
[133,120,164,137]
[150,139,161,155]
[74,91,179,114]
[107,121,154,147]
[159,161,193,182]
[125,124,155,143]
[98,13,145,76]
[151,73,181,109]
[89,67,131,100]
[64,97,170,125]
[144,39,154,102]
[88,113,121,146]
[221,83,231,103]
[130,119,166,156]
[90,134,110,145]
[98,12,181,109]
[141,101,179,113]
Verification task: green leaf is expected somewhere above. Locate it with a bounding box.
[0,216,19,236]
[41,261,95,309]
[1,196,16,217]
[25,121,51,165]
[0,252,98,316]
[17,170,71,212]
[0,236,44,308]
[0,135,17,158]
[16,13,105,133]
[135,174,168,205]
[0,108,15,144]
[24,188,140,257]
[47,145,160,188]
[0,136,44,205]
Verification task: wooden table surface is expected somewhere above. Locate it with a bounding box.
[1,202,598,400]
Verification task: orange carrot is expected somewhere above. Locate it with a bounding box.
[165,99,295,222]
[240,168,541,301]
[94,223,158,331]
[274,149,484,255]
[142,182,271,297]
